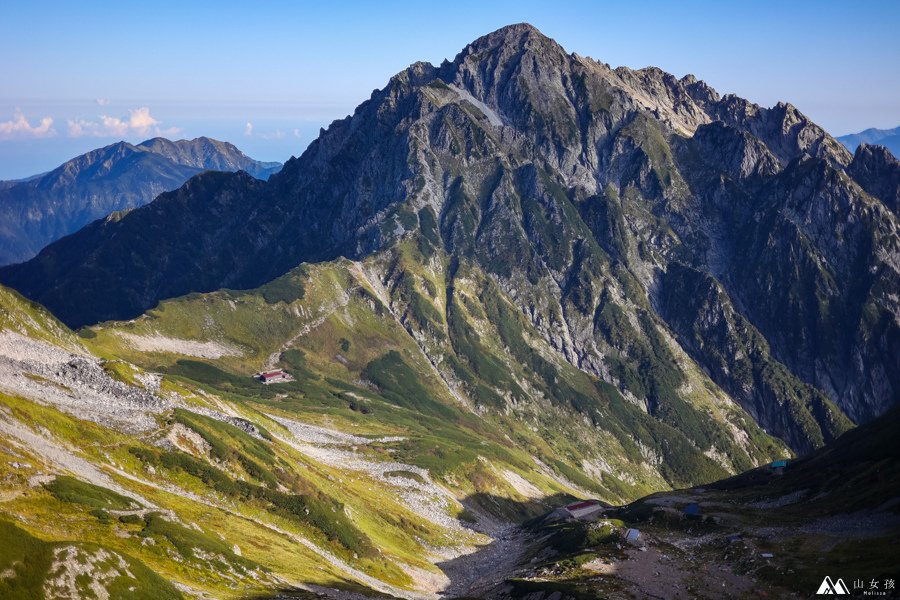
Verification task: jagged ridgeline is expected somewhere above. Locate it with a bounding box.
[0,22,898,597]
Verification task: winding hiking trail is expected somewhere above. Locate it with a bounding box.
[264,283,355,371]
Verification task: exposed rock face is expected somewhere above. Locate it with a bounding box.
[658,264,851,453]
[709,98,853,167]
[2,23,898,452]
[848,143,900,213]
[0,137,281,265]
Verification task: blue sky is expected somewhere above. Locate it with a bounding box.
[1,0,898,179]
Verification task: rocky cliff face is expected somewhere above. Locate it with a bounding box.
[0,137,281,265]
[3,24,897,455]
[848,143,900,214]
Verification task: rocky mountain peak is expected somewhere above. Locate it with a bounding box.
[848,142,900,213]
[680,74,720,105]
[462,22,549,52]
[709,95,852,167]
[135,136,281,178]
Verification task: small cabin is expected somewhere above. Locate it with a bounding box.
[257,369,289,384]
[624,528,641,544]
[563,499,604,520]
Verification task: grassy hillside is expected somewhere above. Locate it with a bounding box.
[0,244,874,599]
[0,280,587,597]
[84,247,788,501]
[0,284,83,351]
[0,224,794,597]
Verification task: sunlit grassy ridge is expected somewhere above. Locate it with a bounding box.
[0,285,83,350]
[0,388,453,597]
[0,276,581,596]
[83,239,786,502]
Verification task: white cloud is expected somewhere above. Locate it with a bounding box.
[293,128,302,138]
[95,98,111,106]
[244,121,253,136]
[127,106,159,134]
[67,107,180,138]
[66,118,94,138]
[0,109,56,140]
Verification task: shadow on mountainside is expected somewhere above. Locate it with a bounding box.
[430,412,900,600]
[251,491,580,600]
[436,492,575,599]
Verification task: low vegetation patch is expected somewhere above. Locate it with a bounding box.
[0,519,182,600]
[129,447,376,559]
[45,476,139,511]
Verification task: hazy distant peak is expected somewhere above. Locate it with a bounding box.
[838,125,900,158]
[0,136,282,265]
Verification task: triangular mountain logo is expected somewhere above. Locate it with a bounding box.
[816,576,850,594]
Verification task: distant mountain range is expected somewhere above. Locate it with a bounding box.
[838,125,900,156]
[0,137,281,265]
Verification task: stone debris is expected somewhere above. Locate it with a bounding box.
[269,414,460,533]
[45,545,134,600]
[0,332,168,432]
